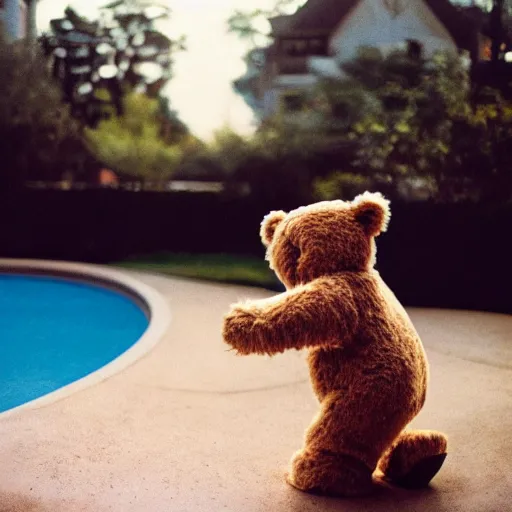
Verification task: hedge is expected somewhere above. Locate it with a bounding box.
[0,189,510,314]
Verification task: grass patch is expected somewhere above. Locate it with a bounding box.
[114,252,280,289]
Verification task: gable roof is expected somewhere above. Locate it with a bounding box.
[425,0,479,54]
[268,15,294,36]
[289,0,355,34]
[278,0,479,55]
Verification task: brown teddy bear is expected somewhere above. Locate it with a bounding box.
[222,192,448,497]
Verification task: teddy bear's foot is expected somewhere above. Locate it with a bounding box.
[392,453,447,489]
[378,430,448,489]
[287,449,374,497]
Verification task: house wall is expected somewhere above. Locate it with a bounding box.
[329,0,458,62]
[0,8,5,36]
[262,0,462,119]
[1,0,27,40]
[263,89,280,118]
[19,0,26,38]
[265,73,318,117]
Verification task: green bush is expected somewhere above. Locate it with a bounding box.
[85,93,184,187]
[115,252,278,288]
[311,49,512,203]
[0,31,88,192]
[208,123,324,206]
[218,48,512,205]
[313,173,376,201]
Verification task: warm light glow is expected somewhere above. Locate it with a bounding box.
[506,52,512,63]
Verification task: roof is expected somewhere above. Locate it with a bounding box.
[425,0,479,54]
[289,0,355,34]
[268,15,294,36]
[278,0,479,54]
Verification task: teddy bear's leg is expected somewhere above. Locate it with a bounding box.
[287,391,395,497]
[377,430,448,489]
[287,448,373,497]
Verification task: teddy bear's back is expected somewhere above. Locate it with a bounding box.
[307,271,428,423]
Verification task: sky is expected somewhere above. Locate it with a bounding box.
[37,0,283,140]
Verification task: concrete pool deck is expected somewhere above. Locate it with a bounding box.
[0,268,511,512]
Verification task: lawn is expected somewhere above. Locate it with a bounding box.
[114,252,281,290]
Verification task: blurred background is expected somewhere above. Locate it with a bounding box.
[0,0,511,313]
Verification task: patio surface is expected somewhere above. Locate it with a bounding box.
[0,270,511,512]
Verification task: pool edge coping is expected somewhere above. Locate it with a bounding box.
[0,258,171,419]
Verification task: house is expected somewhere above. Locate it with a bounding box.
[235,0,483,120]
[0,0,37,41]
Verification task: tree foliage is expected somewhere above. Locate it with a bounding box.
[227,0,305,47]
[0,31,90,193]
[207,122,323,206]
[85,92,185,186]
[210,46,512,204]
[41,1,184,127]
[309,49,512,203]
[157,95,191,146]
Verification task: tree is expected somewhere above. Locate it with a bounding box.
[311,48,512,203]
[84,92,183,187]
[207,122,323,206]
[41,1,185,127]
[0,30,90,194]
[452,0,512,61]
[157,95,191,146]
[227,0,305,47]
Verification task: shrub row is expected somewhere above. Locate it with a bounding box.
[0,189,510,314]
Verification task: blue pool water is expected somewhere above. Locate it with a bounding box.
[0,274,149,413]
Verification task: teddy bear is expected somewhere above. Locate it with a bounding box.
[222,192,447,497]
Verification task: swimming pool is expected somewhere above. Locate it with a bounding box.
[0,273,149,413]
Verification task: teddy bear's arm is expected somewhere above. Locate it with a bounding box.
[223,279,359,356]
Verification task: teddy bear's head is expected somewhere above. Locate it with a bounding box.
[260,192,391,288]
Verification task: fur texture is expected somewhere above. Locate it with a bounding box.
[377,430,448,482]
[223,192,448,496]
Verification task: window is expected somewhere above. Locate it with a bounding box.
[310,38,327,55]
[282,92,304,112]
[281,38,328,57]
[480,35,492,61]
[406,39,423,60]
[282,39,305,56]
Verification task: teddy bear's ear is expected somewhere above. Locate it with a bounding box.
[352,192,391,236]
[260,210,287,247]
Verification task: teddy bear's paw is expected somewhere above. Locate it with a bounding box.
[286,450,374,497]
[222,308,256,351]
[392,453,447,489]
[378,430,448,489]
